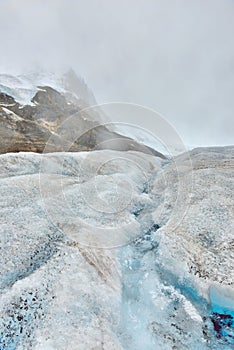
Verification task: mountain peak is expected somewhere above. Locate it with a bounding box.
[0,69,96,107]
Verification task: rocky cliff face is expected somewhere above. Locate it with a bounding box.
[0,71,165,158]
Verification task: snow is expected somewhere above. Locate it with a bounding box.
[0,71,65,105]
[0,103,16,107]
[0,146,233,349]
[0,70,94,106]
[36,88,47,92]
[1,107,23,121]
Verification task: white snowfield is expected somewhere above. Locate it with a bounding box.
[0,146,233,349]
[0,72,65,106]
[0,70,96,107]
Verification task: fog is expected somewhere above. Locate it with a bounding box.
[0,0,234,148]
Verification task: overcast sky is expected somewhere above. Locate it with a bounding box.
[0,0,233,148]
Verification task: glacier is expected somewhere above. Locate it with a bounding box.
[0,146,233,349]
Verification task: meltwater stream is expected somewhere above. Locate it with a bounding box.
[119,224,160,349]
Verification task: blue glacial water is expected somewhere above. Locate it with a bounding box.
[118,223,234,350]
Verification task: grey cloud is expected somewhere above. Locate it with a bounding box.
[0,0,234,147]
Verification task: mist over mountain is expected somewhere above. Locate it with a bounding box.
[0,69,165,158]
[1,0,233,147]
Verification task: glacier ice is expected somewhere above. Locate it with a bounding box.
[0,146,233,349]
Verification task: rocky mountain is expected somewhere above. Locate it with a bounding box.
[0,71,165,158]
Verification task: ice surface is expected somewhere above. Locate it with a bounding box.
[0,146,233,349]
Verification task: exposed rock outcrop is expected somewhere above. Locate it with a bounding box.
[0,72,166,158]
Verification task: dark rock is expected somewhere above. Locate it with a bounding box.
[0,81,166,158]
[211,312,234,342]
